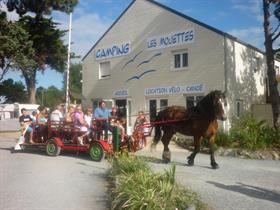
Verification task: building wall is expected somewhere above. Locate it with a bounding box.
[224,37,266,130]
[83,0,225,107]
[82,0,267,132]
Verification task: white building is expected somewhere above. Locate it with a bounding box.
[82,0,268,133]
[0,103,39,119]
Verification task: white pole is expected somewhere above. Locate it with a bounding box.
[65,12,72,114]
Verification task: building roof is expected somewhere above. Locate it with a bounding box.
[82,0,264,61]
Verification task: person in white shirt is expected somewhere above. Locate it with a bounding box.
[50,105,64,122]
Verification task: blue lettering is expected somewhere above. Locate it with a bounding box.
[96,49,101,58]
[123,43,129,53]
[96,43,130,59]
[148,39,157,48]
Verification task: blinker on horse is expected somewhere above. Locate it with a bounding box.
[152,90,227,169]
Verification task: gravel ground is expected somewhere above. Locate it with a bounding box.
[1,131,280,210]
[0,134,110,210]
[137,140,280,210]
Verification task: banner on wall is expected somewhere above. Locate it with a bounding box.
[113,89,129,97]
[95,42,130,60]
[147,29,194,50]
[144,84,204,96]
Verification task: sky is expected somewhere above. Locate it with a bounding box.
[3,0,266,89]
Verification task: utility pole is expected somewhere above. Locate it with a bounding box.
[65,12,72,114]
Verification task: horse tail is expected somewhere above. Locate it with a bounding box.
[152,110,164,145]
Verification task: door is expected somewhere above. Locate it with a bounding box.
[148,98,168,122]
[115,99,126,119]
[115,99,132,135]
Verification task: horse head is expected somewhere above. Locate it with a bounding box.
[213,90,227,121]
[197,90,227,121]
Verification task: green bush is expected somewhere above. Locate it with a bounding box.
[109,154,206,210]
[215,113,280,150]
[215,131,233,147]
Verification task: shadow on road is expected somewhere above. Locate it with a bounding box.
[0,146,96,162]
[207,181,280,204]
[137,155,191,167]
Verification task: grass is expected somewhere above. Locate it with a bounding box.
[216,113,280,150]
[108,153,206,210]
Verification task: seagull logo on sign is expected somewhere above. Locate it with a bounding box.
[126,69,156,82]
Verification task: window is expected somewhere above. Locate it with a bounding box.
[186,95,203,109]
[148,98,168,121]
[236,99,244,117]
[160,99,168,110]
[173,51,188,70]
[149,100,157,122]
[253,57,260,73]
[186,96,194,108]
[275,65,280,75]
[99,61,111,79]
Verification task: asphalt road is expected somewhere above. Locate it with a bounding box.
[0,134,109,210]
[138,142,280,210]
[1,133,280,210]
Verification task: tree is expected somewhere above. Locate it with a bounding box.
[62,62,82,103]
[36,85,63,109]
[0,11,35,81]
[6,0,78,16]
[263,0,280,128]
[0,78,27,103]
[2,0,78,103]
[66,62,82,93]
[18,15,67,103]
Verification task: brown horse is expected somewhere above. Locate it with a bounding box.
[152,90,227,169]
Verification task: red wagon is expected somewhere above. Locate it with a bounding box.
[16,119,148,161]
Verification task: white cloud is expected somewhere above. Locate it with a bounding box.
[53,11,112,60]
[0,2,19,21]
[72,14,112,58]
[227,27,264,49]
[231,0,262,22]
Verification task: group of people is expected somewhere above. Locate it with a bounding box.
[19,100,149,146]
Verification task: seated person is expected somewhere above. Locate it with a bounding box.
[19,108,34,144]
[36,106,48,125]
[110,106,125,142]
[133,111,149,147]
[50,104,64,122]
[65,105,75,123]
[84,107,94,140]
[36,106,48,142]
[93,100,111,140]
[134,111,148,130]
[31,110,37,123]
[72,105,88,145]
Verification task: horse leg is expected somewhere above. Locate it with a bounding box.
[187,136,202,166]
[209,138,219,169]
[161,130,173,163]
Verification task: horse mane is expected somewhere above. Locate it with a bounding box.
[195,90,222,120]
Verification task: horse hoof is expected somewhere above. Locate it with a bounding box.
[211,163,219,169]
[187,159,194,166]
[162,159,170,164]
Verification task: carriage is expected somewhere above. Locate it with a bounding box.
[16,90,227,168]
[15,118,148,161]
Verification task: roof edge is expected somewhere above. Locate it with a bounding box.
[147,0,265,54]
[82,0,136,61]
[82,0,264,61]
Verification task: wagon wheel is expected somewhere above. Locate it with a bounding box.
[89,142,104,161]
[46,139,61,156]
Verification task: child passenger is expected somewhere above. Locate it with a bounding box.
[133,111,149,148]
[19,108,34,144]
[110,106,125,142]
